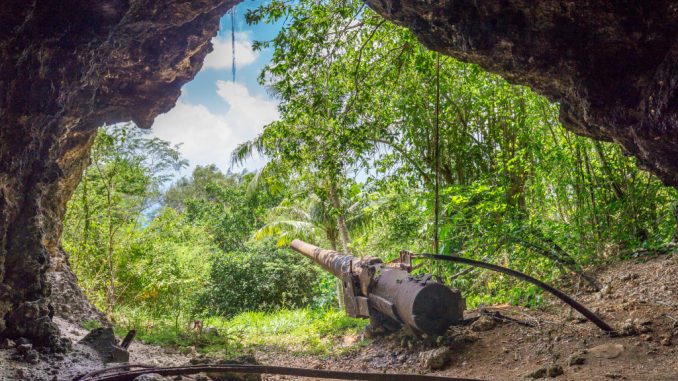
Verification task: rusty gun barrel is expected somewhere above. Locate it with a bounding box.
[290,239,465,335]
[290,239,353,278]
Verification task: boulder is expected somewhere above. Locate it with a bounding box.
[79,328,129,363]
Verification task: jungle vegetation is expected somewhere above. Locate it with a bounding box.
[63,0,678,353]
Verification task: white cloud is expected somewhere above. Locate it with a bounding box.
[151,82,279,175]
[202,32,258,71]
[216,81,280,139]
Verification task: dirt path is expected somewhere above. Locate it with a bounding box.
[1,253,677,380]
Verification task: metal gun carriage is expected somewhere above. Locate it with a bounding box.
[290,239,465,335]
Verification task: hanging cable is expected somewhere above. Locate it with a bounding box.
[433,53,441,254]
[231,6,236,82]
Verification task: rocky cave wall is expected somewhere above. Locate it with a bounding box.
[366,0,678,186]
[1,0,678,351]
[0,0,239,349]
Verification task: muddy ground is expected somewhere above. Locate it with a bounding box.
[1,253,677,381]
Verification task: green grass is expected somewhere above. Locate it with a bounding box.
[105,307,368,356]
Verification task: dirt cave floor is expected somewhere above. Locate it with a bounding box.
[2,253,678,381]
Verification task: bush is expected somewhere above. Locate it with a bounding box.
[198,239,322,316]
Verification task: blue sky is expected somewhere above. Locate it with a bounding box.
[151,0,283,177]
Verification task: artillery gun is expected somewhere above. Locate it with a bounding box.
[290,239,465,335]
[291,239,617,336]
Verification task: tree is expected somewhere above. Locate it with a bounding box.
[166,165,279,252]
[244,0,677,304]
[63,123,186,315]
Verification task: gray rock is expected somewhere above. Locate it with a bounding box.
[526,367,547,379]
[79,327,129,363]
[419,347,451,370]
[588,343,624,359]
[547,365,564,377]
[526,365,564,379]
[23,349,40,364]
[16,343,32,354]
[568,354,586,366]
[0,338,16,349]
[15,337,30,346]
[14,343,40,364]
[470,315,496,332]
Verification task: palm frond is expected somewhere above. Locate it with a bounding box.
[230,134,266,168]
[267,205,312,221]
[253,220,319,246]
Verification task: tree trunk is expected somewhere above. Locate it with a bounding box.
[106,225,116,317]
[105,178,116,317]
[329,180,351,254]
[326,227,338,252]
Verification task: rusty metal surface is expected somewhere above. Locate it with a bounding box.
[290,240,465,335]
[370,268,465,334]
[120,330,135,350]
[290,239,355,278]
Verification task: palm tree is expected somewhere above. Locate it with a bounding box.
[254,193,340,250]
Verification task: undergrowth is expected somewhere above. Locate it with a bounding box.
[100,307,368,356]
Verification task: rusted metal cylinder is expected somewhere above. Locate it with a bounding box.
[290,239,465,335]
[290,239,353,278]
[370,268,465,335]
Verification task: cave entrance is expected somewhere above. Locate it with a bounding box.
[2,3,678,375]
[57,0,678,357]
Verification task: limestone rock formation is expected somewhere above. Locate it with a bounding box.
[46,248,107,326]
[365,0,678,186]
[0,0,239,349]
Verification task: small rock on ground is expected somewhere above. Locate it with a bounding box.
[0,338,16,349]
[418,347,451,370]
[568,353,586,366]
[660,334,672,346]
[470,316,496,332]
[526,365,564,379]
[588,343,624,359]
[548,365,564,377]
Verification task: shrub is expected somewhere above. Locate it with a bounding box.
[198,239,322,316]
